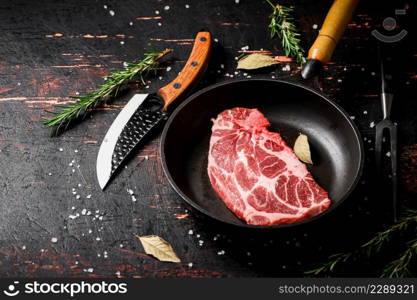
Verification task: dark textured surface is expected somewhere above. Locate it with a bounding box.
[0,0,416,277]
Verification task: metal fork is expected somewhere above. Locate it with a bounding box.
[375,43,398,223]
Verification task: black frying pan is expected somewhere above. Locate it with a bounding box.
[160,79,364,229]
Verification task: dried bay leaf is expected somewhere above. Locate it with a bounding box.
[237,53,278,70]
[136,235,181,263]
[294,133,313,164]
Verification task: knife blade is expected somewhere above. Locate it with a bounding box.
[97,31,212,189]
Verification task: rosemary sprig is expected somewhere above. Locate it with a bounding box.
[42,48,172,135]
[304,210,417,278]
[305,210,417,277]
[383,239,417,278]
[304,252,353,276]
[266,0,306,65]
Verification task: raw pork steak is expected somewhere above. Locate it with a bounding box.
[207,107,331,226]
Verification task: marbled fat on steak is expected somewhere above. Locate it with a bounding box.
[207,107,331,225]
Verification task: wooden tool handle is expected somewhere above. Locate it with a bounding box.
[158,31,212,110]
[308,0,359,63]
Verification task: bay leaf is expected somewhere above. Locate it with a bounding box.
[237,53,278,70]
[136,235,181,263]
[294,133,313,164]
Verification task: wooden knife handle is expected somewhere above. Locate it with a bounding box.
[158,31,212,110]
[307,0,359,63]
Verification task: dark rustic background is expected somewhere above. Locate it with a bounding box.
[0,0,415,277]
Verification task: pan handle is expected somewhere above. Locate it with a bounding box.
[301,0,359,79]
[158,31,212,110]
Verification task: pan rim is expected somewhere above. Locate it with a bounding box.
[160,78,365,229]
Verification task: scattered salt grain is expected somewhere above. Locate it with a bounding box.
[164,5,170,11]
[22,245,26,250]
[120,41,125,45]
[96,237,101,241]
[48,173,52,176]
[350,116,355,120]
[71,206,75,210]
[371,72,376,76]
[217,250,225,255]
[188,262,193,267]
[86,194,92,199]
[120,244,123,248]
[166,66,172,72]
[74,149,79,153]
[96,210,100,213]
[59,148,63,152]
[363,110,368,115]
[188,229,193,235]
[337,79,342,83]
[87,211,91,216]
[87,268,94,273]
[69,214,77,219]
[115,271,121,276]
[185,4,190,8]
[196,234,200,238]
[99,216,103,221]
[81,209,87,215]
[370,121,375,128]
[129,22,133,26]
[51,237,58,243]
[88,229,92,234]
[78,183,82,187]
[17,82,21,86]
[312,24,318,29]
[109,10,115,16]
[386,151,391,157]
[127,189,134,195]
[103,5,107,9]
[132,195,137,202]
[155,10,160,14]
[76,195,81,199]
[214,38,219,42]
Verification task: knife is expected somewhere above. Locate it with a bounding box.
[97,31,212,189]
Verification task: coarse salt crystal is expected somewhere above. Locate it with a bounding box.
[109,10,115,16]
[386,151,391,157]
[81,209,87,215]
[51,237,58,243]
[76,195,81,199]
[164,5,170,10]
[312,24,318,29]
[370,121,375,128]
[103,5,107,9]
[86,194,92,199]
[127,189,134,195]
[166,66,172,72]
[188,230,193,235]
